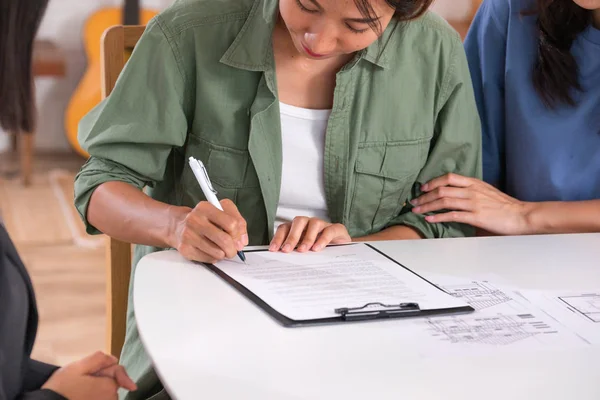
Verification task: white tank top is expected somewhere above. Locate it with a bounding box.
[274,102,332,232]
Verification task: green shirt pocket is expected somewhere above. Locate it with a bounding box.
[180,135,260,207]
[349,140,428,234]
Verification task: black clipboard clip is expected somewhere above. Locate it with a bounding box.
[334,302,421,321]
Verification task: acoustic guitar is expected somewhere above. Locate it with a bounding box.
[65,0,158,158]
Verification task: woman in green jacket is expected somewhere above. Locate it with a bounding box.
[74,0,482,398]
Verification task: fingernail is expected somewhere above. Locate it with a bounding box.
[236,240,244,251]
[313,244,323,251]
[242,234,249,246]
[282,244,291,252]
[412,206,421,213]
[269,243,278,252]
[425,215,434,222]
[421,184,428,191]
[298,244,307,252]
[411,198,420,206]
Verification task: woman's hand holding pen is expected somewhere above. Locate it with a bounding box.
[270,217,351,253]
[171,199,248,263]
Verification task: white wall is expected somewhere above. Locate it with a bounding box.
[430,0,473,22]
[0,0,471,153]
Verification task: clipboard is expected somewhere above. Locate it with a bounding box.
[201,243,475,327]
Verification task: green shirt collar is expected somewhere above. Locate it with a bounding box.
[360,19,399,69]
[220,0,396,71]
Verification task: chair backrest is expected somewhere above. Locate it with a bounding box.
[100,25,146,358]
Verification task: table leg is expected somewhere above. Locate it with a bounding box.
[20,132,34,186]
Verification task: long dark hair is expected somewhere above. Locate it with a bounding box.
[529,0,592,108]
[354,0,434,33]
[0,0,49,134]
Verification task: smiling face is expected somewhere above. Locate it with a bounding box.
[278,0,395,60]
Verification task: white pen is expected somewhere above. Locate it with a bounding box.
[188,156,246,263]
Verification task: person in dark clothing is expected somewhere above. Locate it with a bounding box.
[0,224,137,400]
[0,0,137,399]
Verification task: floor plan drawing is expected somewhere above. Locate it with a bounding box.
[424,313,560,346]
[558,294,600,323]
[440,281,512,310]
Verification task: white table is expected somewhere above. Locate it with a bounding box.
[134,233,600,400]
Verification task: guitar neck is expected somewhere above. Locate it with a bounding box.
[123,0,140,25]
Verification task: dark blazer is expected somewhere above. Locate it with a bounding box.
[0,224,66,400]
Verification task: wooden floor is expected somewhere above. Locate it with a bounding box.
[0,151,107,366]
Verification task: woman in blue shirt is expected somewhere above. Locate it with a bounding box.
[410,0,600,235]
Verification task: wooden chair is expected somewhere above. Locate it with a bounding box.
[100,25,146,358]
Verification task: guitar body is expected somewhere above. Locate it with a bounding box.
[65,7,157,157]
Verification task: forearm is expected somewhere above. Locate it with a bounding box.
[87,182,189,248]
[353,225,423,241]
[524,200,600,234]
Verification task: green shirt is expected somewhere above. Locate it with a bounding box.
[74,0,481,398]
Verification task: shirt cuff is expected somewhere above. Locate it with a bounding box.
[74,156,150,235]
[18,389,68,400]
[385,208,475,239]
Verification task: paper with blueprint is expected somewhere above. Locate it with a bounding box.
[402,273,600,357]
[514,290,600,345]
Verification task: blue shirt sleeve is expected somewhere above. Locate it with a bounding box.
[464,0,508,189]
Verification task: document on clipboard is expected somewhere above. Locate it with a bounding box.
[204,243,474,327]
